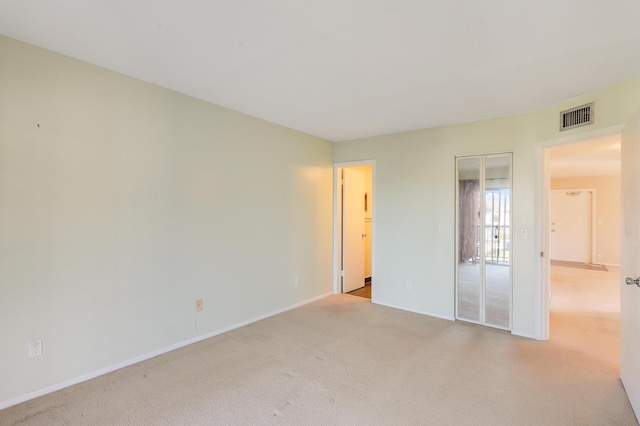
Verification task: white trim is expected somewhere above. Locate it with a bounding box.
[333,166,342,294]
[534,144,549,340]
[535,124,624,341]
[0,292,332,411]
[592,190,597,264]
[537,124,625,149]
[454,153,513,330]
[374,301,456,321]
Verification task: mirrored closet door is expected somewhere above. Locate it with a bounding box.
[456,153,512,330]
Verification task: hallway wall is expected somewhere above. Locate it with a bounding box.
[551,176,621,265]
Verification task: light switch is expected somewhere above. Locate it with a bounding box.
[520,228,528,240]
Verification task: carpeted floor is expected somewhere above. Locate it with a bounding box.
[550,263,620,370]
[1,279,637,425]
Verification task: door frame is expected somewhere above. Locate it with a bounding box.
[549,188,597,264]
[333,160,376,299]
[534,124,624,340]
[455,152,513,330]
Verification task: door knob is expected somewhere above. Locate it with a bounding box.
[626,277,640,287]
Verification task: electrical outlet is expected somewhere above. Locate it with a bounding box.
[195,299,203,312]
[28,339,42,358]
[597,254,602,261]
[295,276,300,287]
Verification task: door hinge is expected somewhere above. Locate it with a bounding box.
[540,251,544,258]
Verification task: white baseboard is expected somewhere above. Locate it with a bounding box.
[373,301,540,341]
[372,300,455,321]
[0,292,332,411]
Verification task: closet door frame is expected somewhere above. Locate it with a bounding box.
[455,152,513,331]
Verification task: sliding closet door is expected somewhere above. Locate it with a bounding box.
[456,157,482,322]
[456,154,512,330]
[483,155,511,328]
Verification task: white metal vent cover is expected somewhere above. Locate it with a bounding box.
[560,102,594,131]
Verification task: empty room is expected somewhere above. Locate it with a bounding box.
[2,1,640,424]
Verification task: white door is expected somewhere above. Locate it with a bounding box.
[342,168,365,293]
[621,110,640,416]
[550,190,592,262]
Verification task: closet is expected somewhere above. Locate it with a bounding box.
[456,153,512,330]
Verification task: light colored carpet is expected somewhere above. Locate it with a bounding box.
[550,264,620,371]
[1,288,637,425]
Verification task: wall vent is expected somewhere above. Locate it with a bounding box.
[560,102,594,131]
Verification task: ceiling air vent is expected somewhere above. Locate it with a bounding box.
[560,102,594,131]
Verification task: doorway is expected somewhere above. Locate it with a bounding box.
[455,153,512,330]
[334,162,374,300]
[550,189,595,264]
[544,135,621,368]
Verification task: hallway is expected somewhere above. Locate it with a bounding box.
[550,264,620,370]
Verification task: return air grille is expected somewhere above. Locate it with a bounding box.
[560,102,594,131]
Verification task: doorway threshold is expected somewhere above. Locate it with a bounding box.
[346,283,371,299]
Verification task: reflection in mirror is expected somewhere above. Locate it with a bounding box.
[457,158,481,322]
[484,155,511,328]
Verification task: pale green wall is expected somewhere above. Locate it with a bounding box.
[3,31,640,406]
[536,77,640,143]
[0,36,334,403]
[335,75,640,338]
[335,114,538,333]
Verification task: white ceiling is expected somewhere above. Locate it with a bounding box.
[549,134,621,178]
[1,1,640,141]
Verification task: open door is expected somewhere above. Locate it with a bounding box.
[342,168,365,293]
[621,110,640,417]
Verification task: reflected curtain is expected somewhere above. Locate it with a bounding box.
[459,180,479,263]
